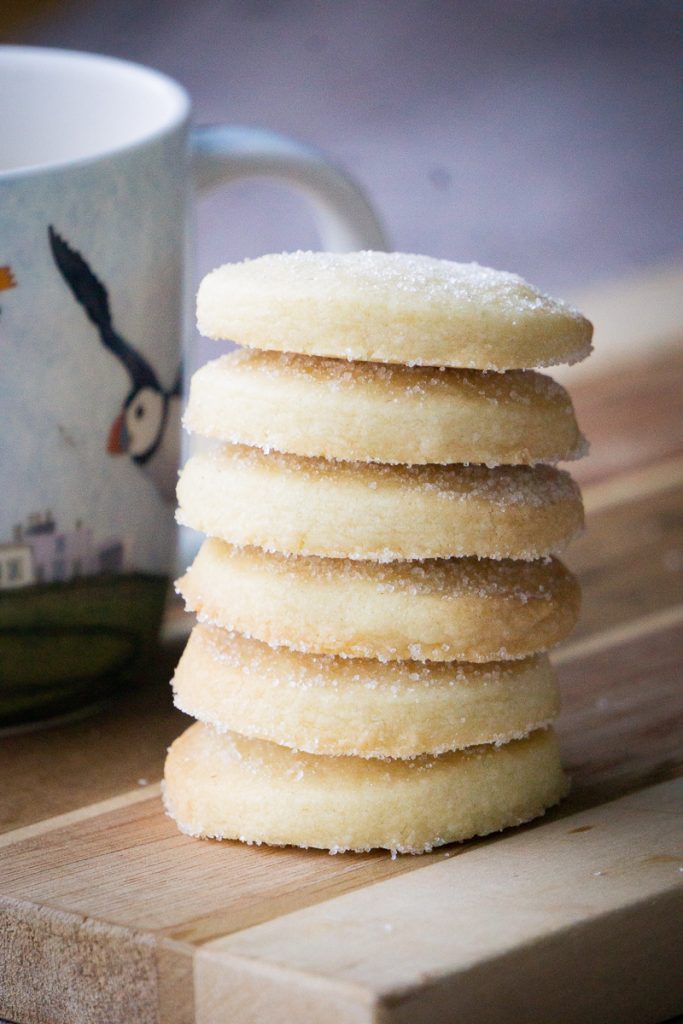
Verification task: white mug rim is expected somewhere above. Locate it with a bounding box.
[0,45,191,182]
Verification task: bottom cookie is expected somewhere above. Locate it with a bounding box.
[163,722,568,854]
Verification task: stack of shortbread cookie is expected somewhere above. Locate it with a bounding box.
[164,251,591,855]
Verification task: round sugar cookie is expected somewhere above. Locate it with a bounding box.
[173,625,560,758]
[163,722,568,853]
[176,540,580,662]
[197,251,592,370]
[177,445,584,561]
[184,350,586,466]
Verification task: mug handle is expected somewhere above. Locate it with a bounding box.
[190,124,387,252]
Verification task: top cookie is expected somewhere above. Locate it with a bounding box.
[197,251,593,370]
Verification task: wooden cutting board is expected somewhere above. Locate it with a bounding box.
[1,347,682,1024]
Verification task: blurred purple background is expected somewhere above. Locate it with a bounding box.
[9,0,682,296]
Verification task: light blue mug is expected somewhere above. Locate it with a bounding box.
[0,45,385,728]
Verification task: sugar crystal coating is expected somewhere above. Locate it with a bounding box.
[190,443,580,506]
[197,251,592,370]
[163,722,568,853]
[183,349,586,466]
[176,540,580,662]
[171,624,560,758]
[176,444,584,562]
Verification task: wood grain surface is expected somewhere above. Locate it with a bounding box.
[0,346,682,1024]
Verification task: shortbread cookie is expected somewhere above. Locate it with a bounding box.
[163,722,568,853]
[184,350,586,466]
[173,625,560,758]
[177,446,584,561]
[197,251,592,370]
[177,540,580,662]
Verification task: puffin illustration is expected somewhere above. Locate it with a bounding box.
[48,226,181,505]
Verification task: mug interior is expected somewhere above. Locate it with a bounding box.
[0,46,189,175]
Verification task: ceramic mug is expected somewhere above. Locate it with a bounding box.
[0,45,385,728]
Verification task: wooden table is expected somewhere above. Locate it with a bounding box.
[1,347,682,1024]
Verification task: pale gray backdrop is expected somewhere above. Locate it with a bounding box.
[12,0,682,298]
